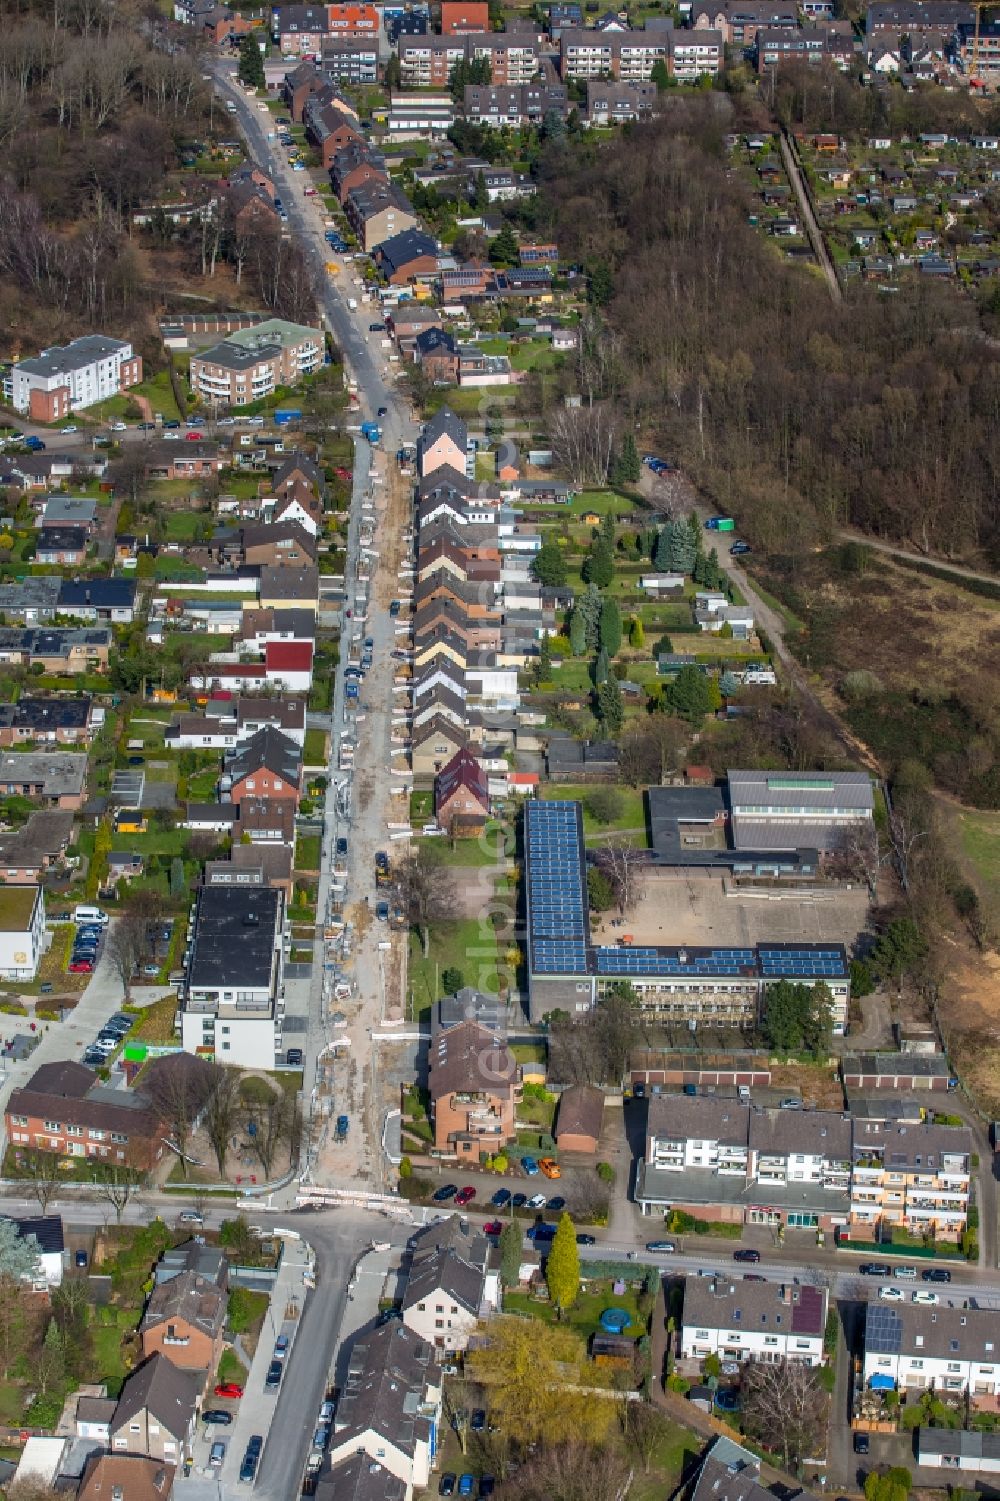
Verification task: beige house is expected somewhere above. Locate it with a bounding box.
[428,1017,519,1160]
[110,1355,199,1465]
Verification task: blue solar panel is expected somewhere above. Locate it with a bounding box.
[526,801,590,974]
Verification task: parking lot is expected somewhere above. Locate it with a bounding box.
[590,871,870,952]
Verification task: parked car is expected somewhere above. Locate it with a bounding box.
[439,1476,456,1497]
[893,1265,917,1279]
[490,1189,511,1208]
[733,1249,761,1264]
[69,960,94,973]
[209,1442,226,1469]
[528,1223,556,1243]
[859,1263,891,1277]
[265,1361,283,1390]
[240,1450,260,1483]
[538,1158,561,1180]
[470,1410,486,1432]
[511,1193,527,1208]
[60,424,78,434]
[912,1290,939,1306]
[853,1433,870,1456]
[433,1184,458,1202]
[646,1241,676,1254]
[286,1048,304,1066]
[479,1479,495,1499]
[527,1194,547,1210]
[483,1221,503,1237]
[274,1334,289,1359]
[454,1186,476,1206]
[779,1097,800,1110]
[202,1411,233,1425]
[576,1234,596,1246]
[215,1383,244,1399]
[75,1249,88,1267]
[729,541,751,555]
[458,1477,475,1497]
[547,1196,566,1212]
[179,1210,204,1225]
[878,1286,904,1302]
[922,1267,952,1283]
[521,1156,539,1176]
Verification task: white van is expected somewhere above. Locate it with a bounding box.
[73,905,109,927]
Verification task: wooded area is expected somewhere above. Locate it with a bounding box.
[537,101,1000,562]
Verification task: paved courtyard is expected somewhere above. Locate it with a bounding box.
[590,871,871,952]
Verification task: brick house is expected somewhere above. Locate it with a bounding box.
[5,1060,166,1171]
[329,141,387,204]
[555,1083,604,1153]
[414,327,459,383]
[283,59,323,120]
[434,747,490,834]
[36,526,88,566]
[78,1454,175,1501]
[225,726,303,805]
[428,1017,520,1159]
[304,98,363,169]
[224,181,280,236]
[110,1355,199,1465]
[375,229,440,287]
[140,1270,227,1380]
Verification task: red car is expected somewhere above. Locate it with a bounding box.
[483,1221,503,1237]
[214,1383,244,1399]
[454,1186,476,1207]
[69,959,94,973]
[185,431,202,441]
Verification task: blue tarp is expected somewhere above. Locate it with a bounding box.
[869,1374,897,1390]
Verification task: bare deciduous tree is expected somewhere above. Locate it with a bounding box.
[619,1399,673,1475]
[244,1088,298,1178]
[146,1053,217,1179]
[741,1358,828,1472]
[91,1165,146,1223]
[20,1149,61,1214]
[403,843,459,958]
[203,1068,243,1176]
[595,836,643,916]
[505,1441,630,1501]
[549,404,617,489]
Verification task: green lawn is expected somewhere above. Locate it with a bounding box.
[543,783,648,838]
[503,1281,647,1338]
[163,510,212,542]
[958,810,1000,890]
[89,369,182,423]
[303,727,327,764]
[296,834,322,871]
[408,916,504,1019]
[439,826,513,868]
[110,829,191,855]
[91,1308,136,1397]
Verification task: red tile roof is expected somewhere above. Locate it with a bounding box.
[266,640,314,671]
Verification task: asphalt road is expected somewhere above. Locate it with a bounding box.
[207,66,420,1188]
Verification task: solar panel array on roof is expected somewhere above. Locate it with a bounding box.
[758,945,847,979]
[526,801,589,974]
[865,1303,903,1355]
[595,947,756,977]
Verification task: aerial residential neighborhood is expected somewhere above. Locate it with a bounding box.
[0,0,997,1500]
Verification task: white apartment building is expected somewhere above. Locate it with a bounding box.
[0,885,46,981]
[180,885,286,1069]
[681,1276,828,1365]
[864,1304,1000,1399]
[12,336,142,421]
[851,1119,972,1237]
[749,1110,852,1192]
[646,1095,750,1176]
[669,28,722,75]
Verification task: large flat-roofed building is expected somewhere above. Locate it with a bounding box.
[523,799,849,1027]
[189,320,323,406]
[727,769,874,853]
[180,885,285,1068]
[12,335,142,421]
